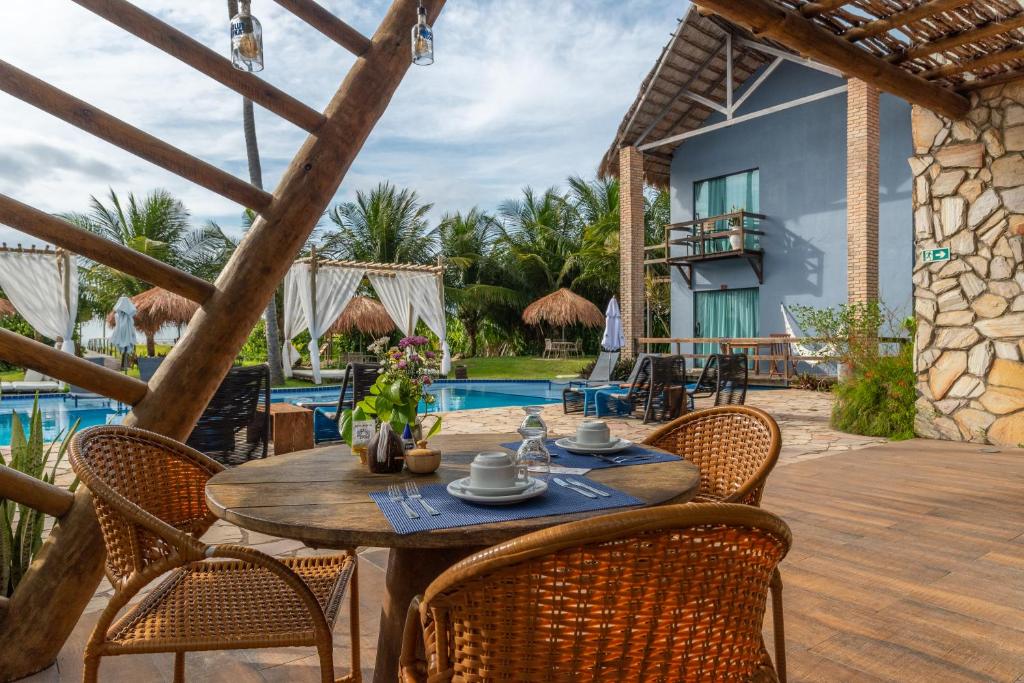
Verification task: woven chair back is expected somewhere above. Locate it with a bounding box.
[69,426,223,587]
[333,362,381,416]
[688,354,719,399]
[643,406,781,505]
[136,356,164,383]
[186,364,270,466]
[716,353,749,406]
[418,504,790,681]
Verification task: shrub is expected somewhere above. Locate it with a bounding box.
[830,341,915,440]
[1,397,79,596]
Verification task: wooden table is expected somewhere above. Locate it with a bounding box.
[264,403,314,455]
[205,433,700,683]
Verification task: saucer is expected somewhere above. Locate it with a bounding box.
[447,477,547,505]
[554,437,634,454]
[452,476,532,496]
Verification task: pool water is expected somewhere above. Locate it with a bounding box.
[0,381,563,446]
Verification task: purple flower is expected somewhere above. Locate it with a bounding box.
[410,353,420,362]
[420,375,432,385]
[398,360,407,369]
[425,350,436,359]
[392,352,402,360]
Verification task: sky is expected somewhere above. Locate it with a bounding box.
[0,0,683,243]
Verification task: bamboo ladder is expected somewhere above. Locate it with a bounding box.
[0,0,446,678]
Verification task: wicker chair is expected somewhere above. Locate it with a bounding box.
[643,405,781,506]
[594,355,684,423]
[69,426,360,683]
[185,364,270,466]
[687,353,749,408]
[399,503,791,683]
[300,362,381,443]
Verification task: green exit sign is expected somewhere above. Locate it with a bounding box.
[922,248,950,263]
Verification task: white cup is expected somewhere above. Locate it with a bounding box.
[576,420,612,446]
[469,452,524,490]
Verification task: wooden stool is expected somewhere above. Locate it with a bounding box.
[265,403,314,455]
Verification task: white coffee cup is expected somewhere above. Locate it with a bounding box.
[469,452,524,490]
[576,420,612,446]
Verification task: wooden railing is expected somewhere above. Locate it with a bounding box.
[662,210,767,287]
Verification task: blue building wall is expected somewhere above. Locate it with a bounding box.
[668,61,913,341]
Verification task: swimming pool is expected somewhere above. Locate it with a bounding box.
[0,381,564,446]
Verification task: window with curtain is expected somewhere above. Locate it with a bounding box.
[694,287,760,365]
[693,169,760,253]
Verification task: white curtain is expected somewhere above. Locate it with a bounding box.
[297,265,365,384]
[367,272,418,336]
[0,251,78,353]
[281,268,307,378]
[408,273,451,374]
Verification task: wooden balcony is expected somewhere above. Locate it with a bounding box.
[661,210,767,288]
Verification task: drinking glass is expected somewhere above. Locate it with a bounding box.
[515,437,551,479]
[518,405,548,441]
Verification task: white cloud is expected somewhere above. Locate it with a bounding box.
[0,0,680,241]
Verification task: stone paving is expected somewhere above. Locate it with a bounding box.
[28,388,889,681]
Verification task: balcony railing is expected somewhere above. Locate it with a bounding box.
[661,210,767,288]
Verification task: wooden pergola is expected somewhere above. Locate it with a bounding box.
[0,0,445,678]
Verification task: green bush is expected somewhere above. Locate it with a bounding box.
[831,343,916,440]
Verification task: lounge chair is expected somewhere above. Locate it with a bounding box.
[136,356,164,383]
[185,364,271,466]
[298,362,381,443]
[400,503,791,682]
[687,353,749,409]
[4,368,64,394]
[560,350,620,414]
[595,355,686,423]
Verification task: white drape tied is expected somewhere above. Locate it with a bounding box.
[0,250,78,353]
[366,272,418,335]
[407,273,451,374]
[281,269,307,378]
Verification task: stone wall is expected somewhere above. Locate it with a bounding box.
[912,86,1024,447]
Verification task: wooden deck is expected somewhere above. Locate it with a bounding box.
[23,437,1024,681]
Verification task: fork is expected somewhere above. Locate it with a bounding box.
[404,481,440,516]
[387,485,420,519]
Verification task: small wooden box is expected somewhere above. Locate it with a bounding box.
[265,403,314,455]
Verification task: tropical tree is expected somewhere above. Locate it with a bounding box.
[321,182,437,264]
[65,189,218,315]
[438,209,523,357]
[226,0,285,386]
[497,186,582,297]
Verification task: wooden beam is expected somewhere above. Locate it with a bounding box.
[71,0,325,133]
[271,0,372,56]
[957,67,1024,91]
[0,330,148,405]
[892,13,1024,64]
[127,0,447,440]
[0,194,216,304]
[691,0,971,119]
[921,46,1024,80]
[800,1,849,18]
[0,60,273,211]
[843,0,975,42]
[0,468,75,518]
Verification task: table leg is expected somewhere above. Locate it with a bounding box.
[372,546,481,683]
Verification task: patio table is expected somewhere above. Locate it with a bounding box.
[205,433,700,683]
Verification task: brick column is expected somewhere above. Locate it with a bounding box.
[619,146,645,357]
[846,78,880,303]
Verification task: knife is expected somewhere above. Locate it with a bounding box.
[552,477,597,498]
[565,478,610,497]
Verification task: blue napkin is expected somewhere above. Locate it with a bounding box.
[499,439,680,470]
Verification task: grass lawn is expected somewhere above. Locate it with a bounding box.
[459,356,593,380]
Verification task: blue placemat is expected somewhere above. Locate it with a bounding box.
[499,439,680,470]
[370,477,643,535]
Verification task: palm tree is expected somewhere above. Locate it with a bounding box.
[321,182,437,264]
[227,0,285,386]
[497,186,582,298]
[438,209,523,357]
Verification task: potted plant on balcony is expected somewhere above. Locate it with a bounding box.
[728,205,743,251]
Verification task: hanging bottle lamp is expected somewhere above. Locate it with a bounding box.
[411,1,434,66]
[230,0,264,72]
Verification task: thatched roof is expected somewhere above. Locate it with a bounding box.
[0,298,15,319]
[328,296,396,336]
[599,7,773,186]
[522,288,605,329]
[107,287,198,335]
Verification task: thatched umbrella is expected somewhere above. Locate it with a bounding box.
[108,287,198,356]
[522,288,604,341]
[328,296,396,336]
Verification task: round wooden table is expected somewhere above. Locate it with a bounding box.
[205,433,701,683]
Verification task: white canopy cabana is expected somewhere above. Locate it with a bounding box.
[283,255,449,384]
[0,246,77,353]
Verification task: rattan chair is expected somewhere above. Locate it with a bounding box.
[643,405,781,506]
[399,503,791,682]
[185,364,271,466]
[69,425,360,683]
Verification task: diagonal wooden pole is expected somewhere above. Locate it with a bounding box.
[0,3,445,679]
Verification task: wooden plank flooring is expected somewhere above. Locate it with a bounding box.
[23,438,1024,682]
